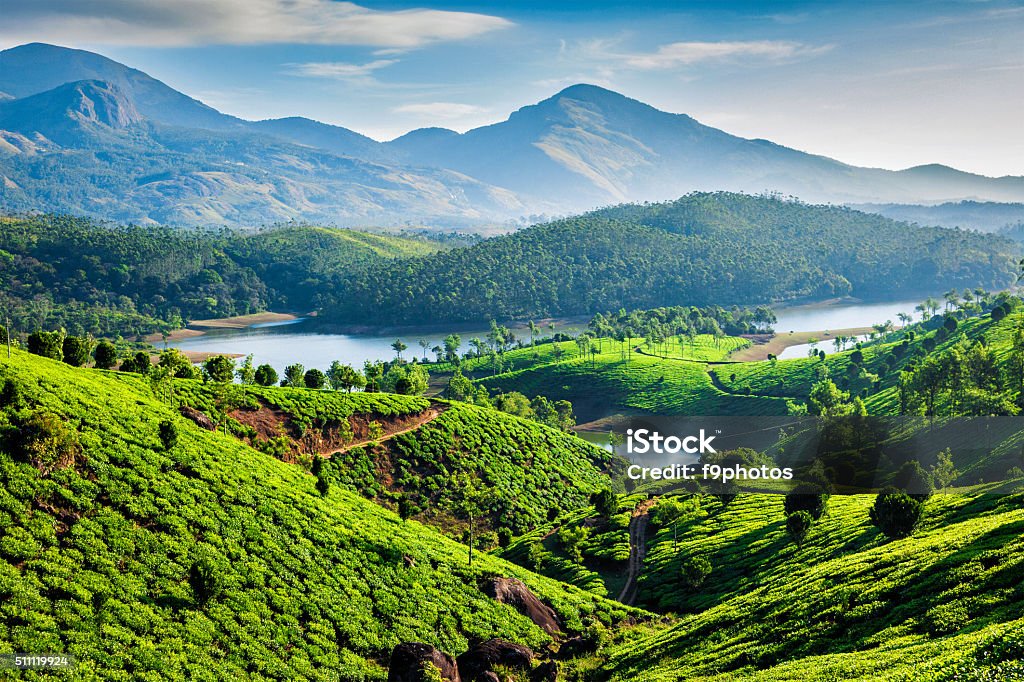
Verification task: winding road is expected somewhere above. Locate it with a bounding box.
[617,499,656,606]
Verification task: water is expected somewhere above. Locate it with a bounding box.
[777,334,871,360]
[168,318,586,373]
[773,299,921,335]
[168,298,927,372]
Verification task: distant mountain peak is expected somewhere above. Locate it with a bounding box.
[52,79,142,128]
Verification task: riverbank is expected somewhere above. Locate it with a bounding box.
[729,327,874,362]
[143,312,299,343]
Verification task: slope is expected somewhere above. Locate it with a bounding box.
[0,349,642,679]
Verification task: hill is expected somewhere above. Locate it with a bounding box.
[0,214,440,337]
[0,349,642,678]
[326,193,1019,326]
[3,44,1024,226]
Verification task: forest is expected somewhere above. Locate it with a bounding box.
[1,193,1018,341]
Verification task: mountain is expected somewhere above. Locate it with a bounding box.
[2,43,1024,226]
[0,79,142,145]
[386,84,1024,210]
[853,200,1024,233]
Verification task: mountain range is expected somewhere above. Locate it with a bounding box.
[2,42,1024,227]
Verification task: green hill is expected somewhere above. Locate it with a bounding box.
[326,193,1019,325]
[0,215,439,337]
[0,350,638,679]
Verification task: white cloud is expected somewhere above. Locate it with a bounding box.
[393,102,488,119]
[0,0,512,49]
[286,59,397,81]
[622,41,831,70]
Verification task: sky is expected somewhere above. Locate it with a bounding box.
[2,0,1022,176]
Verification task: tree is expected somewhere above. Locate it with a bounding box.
[282,363,305,387]
[418,339,430,362]
[94,340,118,370]
[254,364,278,387]
[397,496,416,521]
[391,338,407,361]
[328,361,364,392]
[931,448,959,493]
[381,363,429,395]
[558,526,589,564]
[27,329,65,361]
[158,420,179,451]
[303,368,327,389]
[680,555,712,589]
[786,511,813,549]
[236,354,256,385]
[591,489,617,518]
[62,335,93,367]
[203,355,235,384]
[784,482,829,519]
[651,497,692,547]
[869,488,924,539]
[122,351,152,375]
[441,334,462,363]
[893,460,934,501]
[159,348,198,379]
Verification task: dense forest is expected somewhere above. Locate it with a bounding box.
[2,193,1017,339]
[0,215,437,337]
[324,193,1020,325]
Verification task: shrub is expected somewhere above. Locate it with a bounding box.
[188,557,226,604]
[869,487,924,539]
[591,489,617,518]
[680,555,712,589]
[158,420,179,451]
[894,460,934,500]
[925,602,969,636]
[786,511,813,549]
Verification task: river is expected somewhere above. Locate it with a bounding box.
[167,298,926,372]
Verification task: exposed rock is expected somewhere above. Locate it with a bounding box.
[179,405,215,431]
[388,642,460,682]
[531,661,559,682]
[484,577,561,635]
[456,639,534,681]
[557,635,598,659]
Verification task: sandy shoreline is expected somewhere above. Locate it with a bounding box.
[729,326,875,362]
[143,312,299,343]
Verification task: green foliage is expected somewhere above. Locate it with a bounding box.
[158,419,179,450]
[254,363,278,387]
[282,363,305,387]
[0,349,633,678]
[324,193,1017,325]
[591,489,618,518]
[93,339,118,369]
[786,511,813,549]
[27,329,65,361]
[61,335,93,367]
[680,555,712,589]
[202,354,235,384]
[869,488,925,539]
[303,368,327,389]
[783,483,829,520]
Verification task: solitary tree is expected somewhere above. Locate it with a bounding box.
[869,487,924,539]
[303,368,327,389]
[236,354,256,385]
[62,335,93,367]
[680,555,712,589]
[282,363,305,387]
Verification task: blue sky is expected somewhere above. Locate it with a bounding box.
[2,0,1022,175]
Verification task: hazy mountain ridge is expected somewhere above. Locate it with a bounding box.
[1,43,1022,226]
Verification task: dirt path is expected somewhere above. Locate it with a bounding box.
[327,405,444,455]
[728,327,873,362]
[617,499,656,606]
